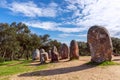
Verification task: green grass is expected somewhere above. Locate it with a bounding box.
[86,61,119,66]
[0,60,48,77]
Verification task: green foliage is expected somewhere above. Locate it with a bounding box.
[0,57,5,63]
[78,41,90,56]
[86,61,119,66]
[111,37,120,55]
[0,22,61,61]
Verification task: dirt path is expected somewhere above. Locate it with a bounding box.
[10,56,120,80]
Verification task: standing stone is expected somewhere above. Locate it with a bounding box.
[60,43,69,59]
[32,49,40,60]
[87,25,113,63]
[70,40,79,60]
[48,50,52,60]
[40,49,49,64]
[51,46,59,62]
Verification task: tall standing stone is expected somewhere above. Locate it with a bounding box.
[51,46,59,62]
[70,40,79,60]
[32,49,40,60]
[60,43,69,59]
[87,25,113,63]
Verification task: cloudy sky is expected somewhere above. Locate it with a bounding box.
[0,0,120,45]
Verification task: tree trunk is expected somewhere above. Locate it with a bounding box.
[10,52,14,61]
[26,50,29,60]
[2,50,6,59]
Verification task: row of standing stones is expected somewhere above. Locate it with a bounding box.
[32,25,113,63]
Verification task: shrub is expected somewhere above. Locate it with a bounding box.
[0,57,5,63]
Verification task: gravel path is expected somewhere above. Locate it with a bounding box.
[10,56,120,80]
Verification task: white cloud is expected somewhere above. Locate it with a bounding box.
[59,33,70,38]
[56,27,85,33]
[25,21,58,30]
[59,33,86,38]
[65,0,120,38]
[67,4,77,10]
[1,1,57,17]
[24,21,86,33]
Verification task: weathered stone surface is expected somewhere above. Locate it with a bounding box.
[87,25,113,63]
[60,43,69,59]
[40,49,49,64]
[32,49,40,60]
[70,40,79,60]
[51,46,59,62]
[48,50,52,59]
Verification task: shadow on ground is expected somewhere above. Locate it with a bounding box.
[18,63,96,77]
[113,59,120,61]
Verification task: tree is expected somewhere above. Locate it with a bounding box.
[15,23,31,60]
[0,22,62,61]
[78,41,90,56]
[0,23,20,60]
[111,37,120,55]
[48,40,61,51]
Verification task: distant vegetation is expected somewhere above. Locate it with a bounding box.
[78,41,90,56]
[0,22,61,61]
[111,37,120,55]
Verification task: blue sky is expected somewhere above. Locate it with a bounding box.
[0,0,120,45]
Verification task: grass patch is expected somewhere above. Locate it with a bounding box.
[0,60,49,77]
[86,61,119,66]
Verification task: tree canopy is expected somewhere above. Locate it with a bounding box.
[0,22,61,61]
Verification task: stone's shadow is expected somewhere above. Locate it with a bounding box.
[25,63,40,66]
[18,63,96,77]
[113,59,120,61]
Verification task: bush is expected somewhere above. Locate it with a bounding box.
[0,57,5,63]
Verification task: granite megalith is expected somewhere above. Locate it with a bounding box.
[70,40,79,60]
[40,49,49,64]
[51,46,59,62]
[32,49,40,60]
[60,43,69,59]
[48,50,52,60]
[87,25,113,63]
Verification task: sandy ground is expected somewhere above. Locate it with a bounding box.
[6,56,120,80]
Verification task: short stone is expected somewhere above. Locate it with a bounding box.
[32,49,40,60]
[40,49,49,64]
